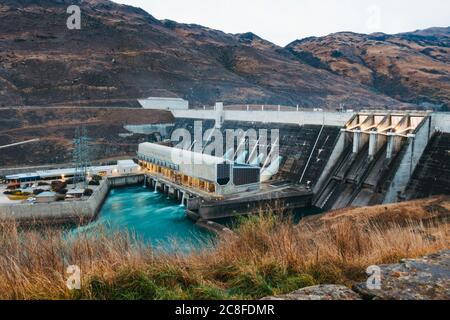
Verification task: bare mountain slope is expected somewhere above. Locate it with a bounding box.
[287,27,450,108]
[0,0,403,109]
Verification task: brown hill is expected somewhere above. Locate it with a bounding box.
[286,28,450,108]
[0,0,404,109]
[0,107,172,167]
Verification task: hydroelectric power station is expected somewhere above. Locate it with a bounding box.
[1,101,449,237]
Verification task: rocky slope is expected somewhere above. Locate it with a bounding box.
[287,28,450,108]
[263,250,450,300]
[0,0,405,109]
[0,107,172,167]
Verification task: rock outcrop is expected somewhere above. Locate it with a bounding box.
[353,250,450,300]
[263,250,450,300]
[287,28,450,108]
[0,0,404,108]
[262,285,361,300]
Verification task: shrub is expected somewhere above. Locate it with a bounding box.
[331,50,343,58]
[51,181,67,193]
[92,175,103,182]
[83,189,94,197]
[33,189,45,195]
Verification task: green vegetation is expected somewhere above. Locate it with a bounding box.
[0,196,448,300]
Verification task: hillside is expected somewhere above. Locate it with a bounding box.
[0,107,172,167]
[287,28,450,108]
[0,0,406,109]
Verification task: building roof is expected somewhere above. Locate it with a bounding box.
[138,142,225,166]
[117,159,138,168]
[142,97,187,101]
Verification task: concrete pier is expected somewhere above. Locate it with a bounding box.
[187,183,313,221]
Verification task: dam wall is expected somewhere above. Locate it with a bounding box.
[431,112,450,133]
[107,174,145,187]
[405,132,450,199]
[171,118,342,187]
[312,130,347,194]
[313,113,435,209]
[383,116,432,203]
[171,109,353,126]
[170,110,449,209]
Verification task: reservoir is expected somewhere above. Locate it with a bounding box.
[76,185,212,252]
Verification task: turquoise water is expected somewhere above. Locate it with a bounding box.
[73,186,323,252]
[76,186,212,252]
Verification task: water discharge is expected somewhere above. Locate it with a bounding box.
[75,186,212,252]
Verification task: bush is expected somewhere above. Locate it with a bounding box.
[92,175,103,182]
[89,180,100,186]
[4,190,28,196]
[51,181,67,193]
[55,194,66,201]
[33,189,45,195]
[83,189,94,197]
[331,50,343,58]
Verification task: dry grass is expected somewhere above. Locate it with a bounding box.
[0,196,448,300]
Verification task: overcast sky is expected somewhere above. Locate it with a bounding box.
[114,0,450,46]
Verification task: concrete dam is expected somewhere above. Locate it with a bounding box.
[3,106,448,229]
[148,106,450,216]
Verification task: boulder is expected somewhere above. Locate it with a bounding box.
[262,285,362,300]
[353,250,450,300]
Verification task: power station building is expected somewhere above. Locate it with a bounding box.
[137,143,260,196]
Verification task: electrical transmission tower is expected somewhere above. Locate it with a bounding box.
[73,126,91,188]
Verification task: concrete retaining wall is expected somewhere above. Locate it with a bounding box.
[431,112,450,133]
[107,174,145,187]
[383,117,432,204]
[0,180,110,224]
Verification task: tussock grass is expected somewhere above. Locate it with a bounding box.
[0,196,448,300]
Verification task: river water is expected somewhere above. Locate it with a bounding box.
[74,185,323,252]
[75,185,212,252]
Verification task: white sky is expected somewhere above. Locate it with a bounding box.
[113,0,450,46]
